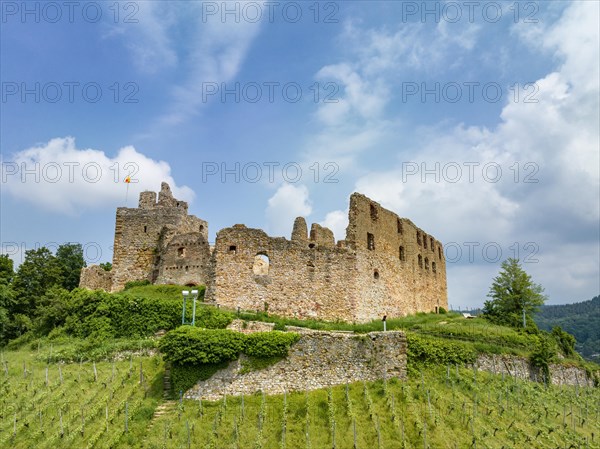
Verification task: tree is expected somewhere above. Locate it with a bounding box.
[99,262,112,271]
[0,255,15,342]
[483,258,546,329]
[11,247,63,316]
[0,254,14,285]
[56,243,86,290]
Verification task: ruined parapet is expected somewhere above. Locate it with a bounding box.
[139,191,157,209]
[291,217,308,241]
[309,223,335,248]
[79,265,113,291]
[157,181,188,211]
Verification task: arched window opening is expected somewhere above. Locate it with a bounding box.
[418,254,423,268]
[417,231,422,246]
[432,262,437,273]
[399,246,405,262]
[178,247,186,257]
[425,257,430,270]
[430,237,434,251]
[229,245,237,254]
[397,219,403,234]
[253,253,270,275]
[423,234,428,249]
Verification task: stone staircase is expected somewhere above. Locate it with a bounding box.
[163,362,172,399]
[141,364,176,444]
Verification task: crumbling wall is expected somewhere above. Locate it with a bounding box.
[346,193,448,321]
[155,232,211,286]
[108,182,209,291]
[78,265,113,291]
[185,330,407,401]
[476,354,596,387]
[205,224,358,321]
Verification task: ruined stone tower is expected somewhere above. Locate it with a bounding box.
[81,184,448,322]
[79,182,211,291]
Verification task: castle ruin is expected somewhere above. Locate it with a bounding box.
[80,182,448,322]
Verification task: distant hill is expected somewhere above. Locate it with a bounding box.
[535,295,600,361]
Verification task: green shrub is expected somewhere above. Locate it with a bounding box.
[123,280,151,290]
[244,331,300,358]
[530,333,556,383]
[551,326,576,357]
[407,333,477,368]
[194,306,234,329]
[158,327,245,365]
[438,307,447,314]
[170,363,225,396]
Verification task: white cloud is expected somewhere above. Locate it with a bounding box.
[104,2,178,73]
[320,210,348,242]
[265,184,312,237]
[108,3,262,129]
[1,137,194,215]
[316,2,599,306]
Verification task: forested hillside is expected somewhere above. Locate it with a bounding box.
[535,296,600,361]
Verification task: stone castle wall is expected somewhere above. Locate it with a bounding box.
[185,330,407,401]
[81,183,448,323]
[204,225,358,321]
[206,193,447,322]
[78,265,113,291]
[347,194,447,322]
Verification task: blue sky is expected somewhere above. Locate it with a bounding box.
[1,1,598,308]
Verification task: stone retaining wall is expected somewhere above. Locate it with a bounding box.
[476,354,595,387]
[185,330,407,401]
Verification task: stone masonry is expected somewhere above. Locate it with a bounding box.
[80,183,448,322]
[185,329,407,401]
[206,192,447,322]
[80,182,210,292]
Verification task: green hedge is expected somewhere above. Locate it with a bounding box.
[244,331,300,358]
[407,333,477,368]
[54,288,231,340]
[64,289,182,339]
[159,327,245,365]
[159,327,301,394]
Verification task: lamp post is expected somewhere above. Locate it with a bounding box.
[182,289,199,326]
[191,289,198,326]
[182,290,189,325]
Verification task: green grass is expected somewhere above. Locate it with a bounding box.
[0,347,164,449]
[134,367,600,449]
[119,284,206,301]
[0,345,598,448]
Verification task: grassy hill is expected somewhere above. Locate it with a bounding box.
[0,285,598,448]
[0,345,598,449]
[535,296,600,361]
